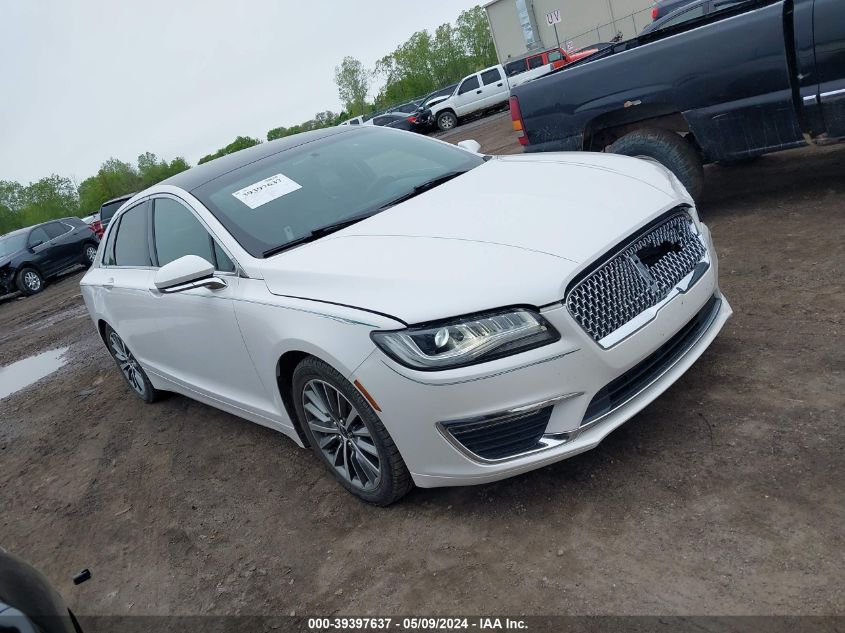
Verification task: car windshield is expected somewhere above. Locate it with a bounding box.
[192,127,484,258]
[0,232,27,257]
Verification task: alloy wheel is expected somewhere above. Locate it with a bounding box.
[439,113,456,130]
[23,271,41,292]
[302,379,382,491]
[109,331,146,397]
[85,245,98,263]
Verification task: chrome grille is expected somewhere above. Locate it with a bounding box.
[566,212,707,344]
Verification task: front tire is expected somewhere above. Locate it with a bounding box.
[436,111,458,131]
[16,267,43,296]
[607,128,704,200]
[104,324,160,403]
[293,356,412,505]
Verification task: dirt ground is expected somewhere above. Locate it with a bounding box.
[1,115,843,617]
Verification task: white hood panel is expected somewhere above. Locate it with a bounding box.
[260,153,682,324]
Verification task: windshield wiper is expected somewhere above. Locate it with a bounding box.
[262,212,377,258]
[378,170,469,210]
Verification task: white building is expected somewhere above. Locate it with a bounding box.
[484,0,655,62]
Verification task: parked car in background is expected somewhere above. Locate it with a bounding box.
[81,213,104,238]
[641,0,709,34]
[81,125,730,505]
[427,65,511,131]
[0,217,99,296]
[386,100,422,115]
[363,112,417,132]
[410,84,459,133]
[503,46,598,78]
[339,116,365,126]
[510,0,845,199]
[651,0,699,19]
[99,193,135,230]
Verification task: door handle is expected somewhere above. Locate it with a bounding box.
[497,83,503,87]
[104,277,114,289]
[476,90,482,94]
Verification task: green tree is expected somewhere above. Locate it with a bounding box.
[137,152,189,189]
[267,126,289,141]
[198,136,262,165]
[334,56,370,116]
[456,6,497,68]
[78,158,141,213]
[0,176,80,234]
[373,5,497,107]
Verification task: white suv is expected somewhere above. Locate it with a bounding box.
[429,64,511,131]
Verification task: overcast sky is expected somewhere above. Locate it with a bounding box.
[0,0,483,186]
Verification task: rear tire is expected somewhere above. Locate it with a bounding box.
[436,111,458,132]
[292,356,413,505]
[607,128,704,200]
[16,267,43,296]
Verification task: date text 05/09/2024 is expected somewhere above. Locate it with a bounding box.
[307,617,528,631]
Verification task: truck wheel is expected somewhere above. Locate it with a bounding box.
[607,128,704,200]
[436,111,458,131]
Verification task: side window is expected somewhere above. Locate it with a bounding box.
[662,5,706,28]
[458,75,480,95]
[527,55,544,69]
[480,68,502,85]
[28,227,50,247]
[43,222,69,239]
[113,202,152,267]
[153,198,235,272]
[548,49,563,62]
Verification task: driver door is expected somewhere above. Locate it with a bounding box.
[452,73,482,116]
[147,195,273,418]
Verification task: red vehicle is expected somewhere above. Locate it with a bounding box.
[503,46,598,77]
[81,214,104,238]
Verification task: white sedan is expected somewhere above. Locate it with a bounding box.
[80,127,731,505]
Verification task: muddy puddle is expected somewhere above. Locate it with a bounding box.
[0,347,70,399]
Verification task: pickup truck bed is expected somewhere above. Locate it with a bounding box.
[509,0,845,197]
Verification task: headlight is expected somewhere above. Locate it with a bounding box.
[371,308,560,371]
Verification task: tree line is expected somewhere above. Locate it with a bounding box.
[1,5,496,235]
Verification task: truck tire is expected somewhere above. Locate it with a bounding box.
[436,111,458,131]
[607,128,704,200]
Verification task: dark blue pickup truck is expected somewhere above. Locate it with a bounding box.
[508,0,845,198]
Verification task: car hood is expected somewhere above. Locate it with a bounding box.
[0,254,16,268]
[260,153,682,324]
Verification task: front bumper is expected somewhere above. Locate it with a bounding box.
[352,239,731,488]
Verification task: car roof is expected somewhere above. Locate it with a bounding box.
[161,126,354,192]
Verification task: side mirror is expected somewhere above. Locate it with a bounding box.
[153,255,226,293]
[457,139,482,154]
[29,240,44,250]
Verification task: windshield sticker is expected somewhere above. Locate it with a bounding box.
[232,173,301,209]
